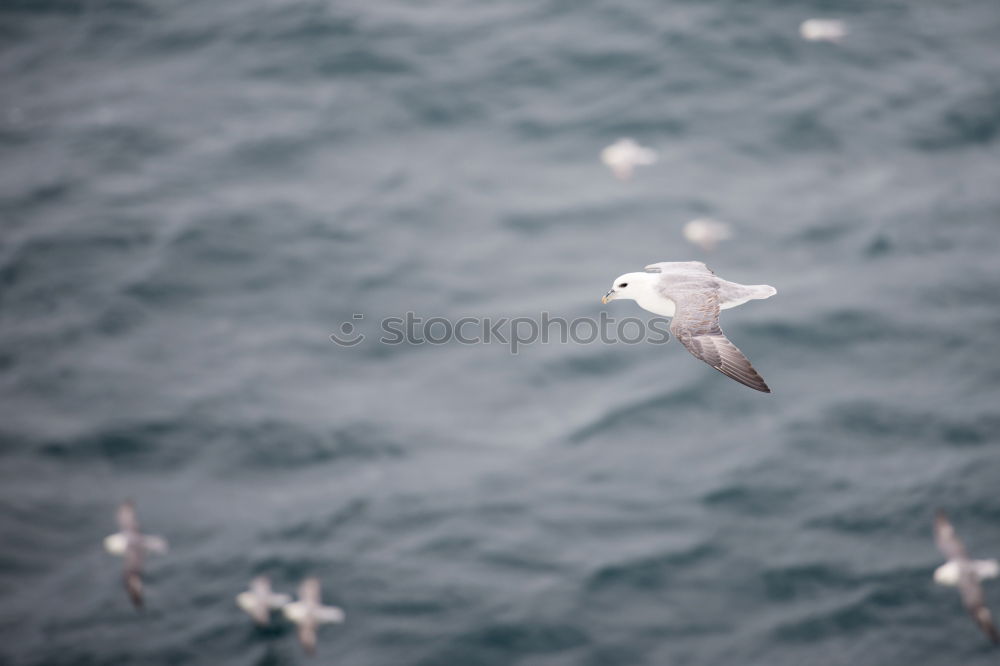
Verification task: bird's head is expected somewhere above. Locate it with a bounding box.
[602,272,651,304]
[934,561,961,586]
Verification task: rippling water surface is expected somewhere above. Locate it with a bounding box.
[2,0,1000,664]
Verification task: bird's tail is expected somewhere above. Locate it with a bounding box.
[316,606,346,623]
[142,535,169,554]
[749,284,777,300]
[975,559,1000,579]
[636,147,658,165]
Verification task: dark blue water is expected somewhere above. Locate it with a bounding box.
[2,0,1000,664]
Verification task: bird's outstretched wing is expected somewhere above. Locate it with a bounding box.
[645,261,714,276]
[935,511,969,561]
[117,500,138,533]
[124,547,144,609]
[958,569,1000,644]
[251,576,271,596]
[665,282,771,393]
[124,570,144,609]
[300,577,321,606]
[298,622,317,655]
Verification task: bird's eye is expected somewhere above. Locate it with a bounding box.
[618,282,628,288]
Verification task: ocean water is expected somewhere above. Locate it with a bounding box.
[2,0,1000,663]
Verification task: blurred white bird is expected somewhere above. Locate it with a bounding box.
[103,500,168,609]
[799,19,848,43]
[934,511,1000,644]
[283,578,345,655]
[600,138,658,180]
[683,218,733,252]
[236,576,292,626]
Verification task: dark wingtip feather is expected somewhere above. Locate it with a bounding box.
[710,361,771,393]
[125,573,144,610]
[981,616,1000,645]
[980,608,1000,645]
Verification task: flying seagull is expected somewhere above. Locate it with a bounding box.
[103,500,168,608]
[600,138,658,181]
[934,510,1000,644]
[602,261,776,392]
[283,578,345,655]
[799,19,848,43]
[236,576,292,626]
[683,218,733,252]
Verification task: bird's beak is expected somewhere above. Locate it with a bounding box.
[602,289,615,304]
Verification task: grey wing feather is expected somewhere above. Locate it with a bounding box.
[934,511,968,560]
[300,578,321,605]
[125,570,144,609]
[124,547,144,609]
[251,576,271,597]
[298,623,317,654]
[117,500,138,532]
[664,282,771,393]
[142,535,168,554]
[124,544,143,577]
[958,570,1000,644]
[645,261,714,276]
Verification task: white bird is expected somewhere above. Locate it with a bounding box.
[283,578,345,655]
[103,500,168,609]
[934,510,1000,644]
[236,576,292,626]
[799,19,848,43]
[602,261,776,392]
[600,138,658,181]
[683,218,733,252]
